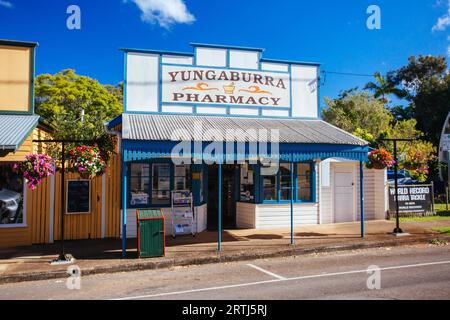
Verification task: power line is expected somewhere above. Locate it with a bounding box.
[321,70,383,77]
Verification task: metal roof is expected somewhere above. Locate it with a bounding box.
[121,114,367,146]
[0,115,40,151]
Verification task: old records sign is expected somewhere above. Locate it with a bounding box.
[389,185,433,215]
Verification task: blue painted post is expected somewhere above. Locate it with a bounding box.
[218,163,222,252]
[290,156,295,245]
[360,161,365,239]
[121,150,127,258]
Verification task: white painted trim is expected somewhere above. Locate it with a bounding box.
[0,224,28,229]
[49,170,55,243]
[101,174,106,238]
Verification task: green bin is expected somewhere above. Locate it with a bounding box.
[136,209,165,258]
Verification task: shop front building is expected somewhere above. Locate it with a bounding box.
[109,43,389,256]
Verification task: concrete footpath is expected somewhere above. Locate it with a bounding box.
[0,220,449,285]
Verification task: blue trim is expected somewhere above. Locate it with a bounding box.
[218,163,222,252]
[360,161,365,238]
[120,48,194,57]
[107,114,122,130]
[190,42,265,52]
[161,62,289,74]
[260,58,321,67]
[260,161,318,204]
[289,64,293,117]
[161,101,291,110]
[158,55,162,113]
[122,110,314,119]
[121,140,369,163]
[317,66,321,119]
[123,52,128,112]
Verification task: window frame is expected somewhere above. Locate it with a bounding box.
[126,160,193,208]
[239,164,256,203]
[260,161,316,204]
[0,176,27,228]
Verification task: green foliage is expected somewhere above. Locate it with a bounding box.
[324,89,436,181]
[364,72,405,103]
[323,90,393,137]
[352,128,377,148]
[391,55,450,145]
[35,69,123,161]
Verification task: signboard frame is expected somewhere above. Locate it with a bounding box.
[388,184,435,216]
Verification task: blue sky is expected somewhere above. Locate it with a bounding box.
[0,0,449,106]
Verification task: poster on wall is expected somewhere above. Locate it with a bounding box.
[388,185,433,215]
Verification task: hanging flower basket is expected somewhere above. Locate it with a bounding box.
[13,154,55,190]
[366,148,395,170]
[401,151,423,171]
[68,145,106,179]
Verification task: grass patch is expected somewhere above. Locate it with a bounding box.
[435,203,450,215]
[389,203,450,222]
[432,227,450,235]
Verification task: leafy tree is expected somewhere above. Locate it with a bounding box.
[391,55,450,145]
[323,89,393,137]
[35,69,123,160]
[324,90,436,181]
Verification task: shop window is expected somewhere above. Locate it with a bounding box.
[129,163,150,207]
[174,165,191,191]
[66,180,91,214]
[279,163,292,201]
[240,164,255,202]
[152,163,171,205]
[261,162,314,203]
[263,175,277,201]
[0,164,24,225]
[297,163,312,202]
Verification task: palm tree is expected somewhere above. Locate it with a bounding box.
[364,72,405,103]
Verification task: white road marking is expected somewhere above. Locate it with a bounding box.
[246,263,286,280]
[112,259,450,300]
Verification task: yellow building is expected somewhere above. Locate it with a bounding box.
[0,40,121,247]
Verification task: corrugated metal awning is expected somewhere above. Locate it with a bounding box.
[122,114,367,145]
[0,115,40,151]
[114,113,369,162]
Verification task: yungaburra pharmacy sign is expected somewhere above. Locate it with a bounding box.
[162,66,290,108]
[388,185,433,215]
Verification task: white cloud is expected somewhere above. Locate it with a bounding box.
[127,0,195,29]
[447,44,450,57]
[433,0,450,31]
[0,0,13,8]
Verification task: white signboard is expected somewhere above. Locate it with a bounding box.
[162,65,290,108]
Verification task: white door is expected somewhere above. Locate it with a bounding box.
[334,165,356,223]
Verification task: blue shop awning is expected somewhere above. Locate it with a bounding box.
[111,113,369,162]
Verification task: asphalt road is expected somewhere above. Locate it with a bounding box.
[1,244,450,300]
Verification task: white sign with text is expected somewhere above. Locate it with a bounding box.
[162,65,291,108]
